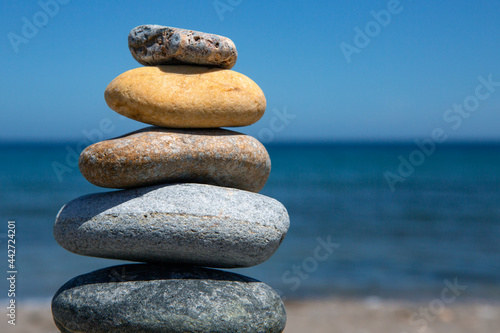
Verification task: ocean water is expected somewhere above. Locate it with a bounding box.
[1,143,500,302]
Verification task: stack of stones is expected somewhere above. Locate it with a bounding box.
[51,25,289,332]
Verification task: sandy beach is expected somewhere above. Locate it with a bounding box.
[3,298,499,333]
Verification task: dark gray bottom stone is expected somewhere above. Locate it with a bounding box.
[52,264,286,333]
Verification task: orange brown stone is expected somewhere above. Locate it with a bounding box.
[79,127,271,192]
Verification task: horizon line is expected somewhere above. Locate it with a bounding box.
[2,138,500,146]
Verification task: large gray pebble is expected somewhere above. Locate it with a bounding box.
[53,183,289,268]
[52,264,286,333]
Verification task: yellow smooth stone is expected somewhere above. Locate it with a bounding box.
[104,66,266,128]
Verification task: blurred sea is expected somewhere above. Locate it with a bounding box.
[1,142,500,302]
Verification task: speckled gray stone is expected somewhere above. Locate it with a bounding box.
[129,25,237,68]
[53,183,289,268]
[52,264,286,333]
[79,127,271,192]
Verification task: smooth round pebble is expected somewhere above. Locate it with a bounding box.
[53,183,290,268]
[52,264,286,333]
[129,25,238,69]
[104,66,266,128]
[79,127,271,192]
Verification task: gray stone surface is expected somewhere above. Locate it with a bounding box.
[129,25,237,68]
[53,183,289,268]
[52,264,287,333]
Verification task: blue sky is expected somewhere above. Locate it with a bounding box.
[1,0,500,142]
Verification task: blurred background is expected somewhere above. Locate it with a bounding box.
[1,0,500,331]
